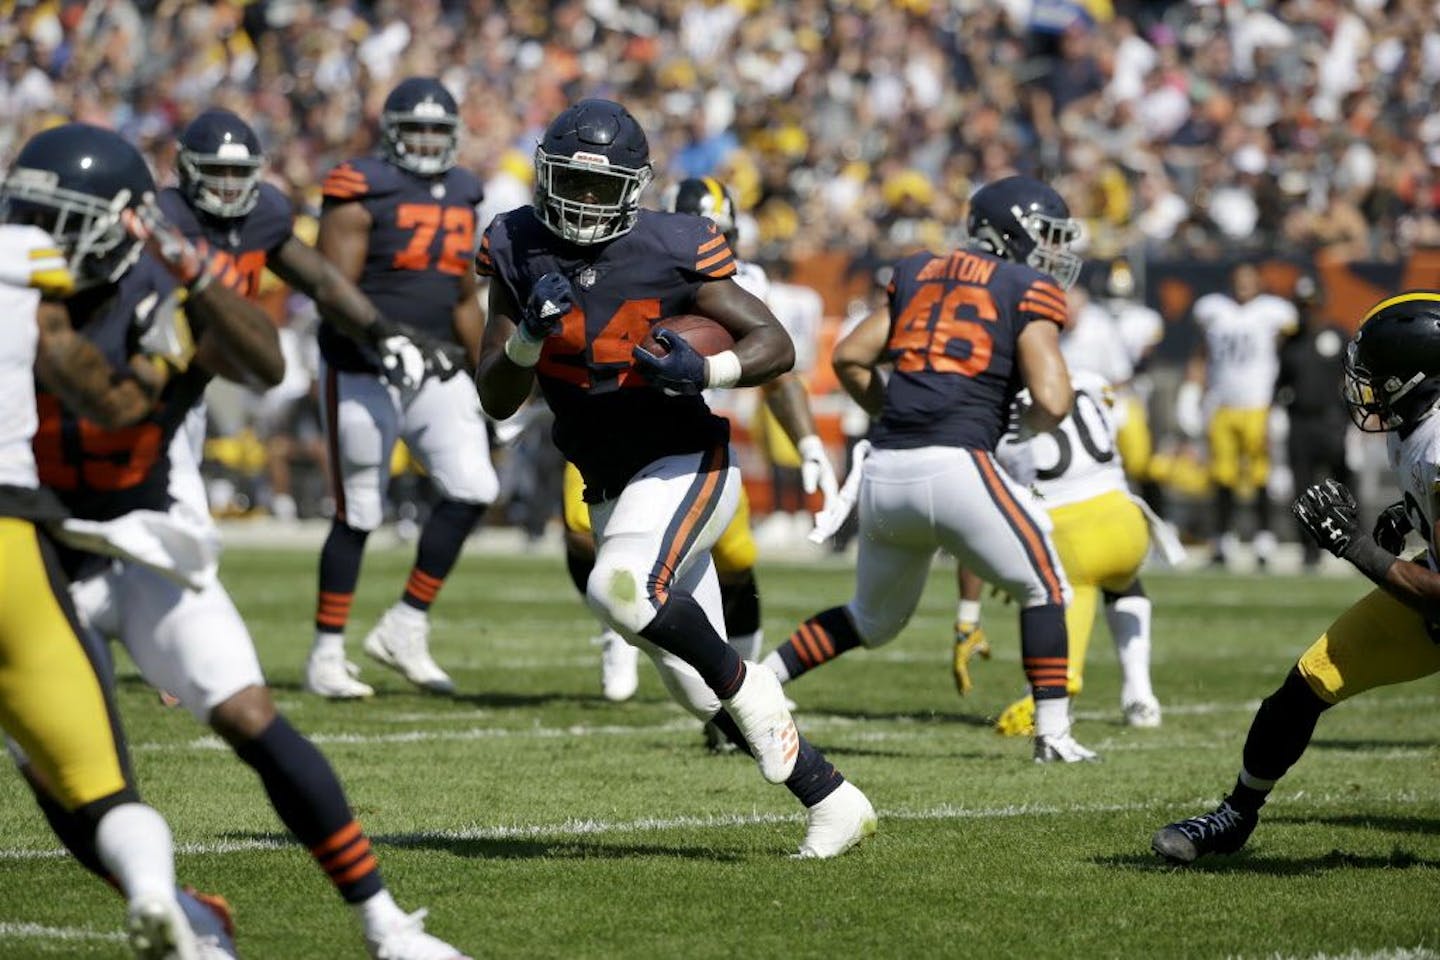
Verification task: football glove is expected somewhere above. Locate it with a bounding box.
[797,435,840,512]
[370,322,463,391]
[632,328,707,396]
[519,272,574,342]
[1292,479,1361,558]
[121,196,211,289]
[1372,500,1412,555]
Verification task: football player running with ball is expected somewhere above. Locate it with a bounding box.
[762,176,1099,763]
[309,77,498,698]
[477,98,875,858]
[1154,291,1440,863]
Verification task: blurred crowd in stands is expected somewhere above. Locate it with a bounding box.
[2,0,1437,544]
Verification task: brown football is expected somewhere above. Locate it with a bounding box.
[639,315,735,357]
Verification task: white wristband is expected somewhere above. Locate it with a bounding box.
[797,434,825,459]
[704,350,742,389]
[504,329,543,367]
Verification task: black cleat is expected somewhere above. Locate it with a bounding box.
[1152,801,1257,864]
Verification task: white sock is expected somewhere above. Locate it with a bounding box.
[313,631,346,657]
[956,600,982,627]
[762,649,791,684]
[389,602,428,627]
[95,803,176,902]
[1034,696,1070,739]
[1107,595,1154,704]
[729,629,763,663]
[354,888,406,938]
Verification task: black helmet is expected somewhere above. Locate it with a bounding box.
[533,99,652,245]
[663,177,737,247]
[0,123,154,289]
[178,108,263,219]
[967,175,1082,289]
[381,77,460,176]
[1344,291,1440,432]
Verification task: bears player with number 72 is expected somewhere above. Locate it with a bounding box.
[762,176,1098,764]
[477,98,875,858]
[309,77,499,699]
[1154,291,1440,864]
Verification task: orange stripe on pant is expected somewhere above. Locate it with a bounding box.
[972,453,1064,605]
[650,445,726,606]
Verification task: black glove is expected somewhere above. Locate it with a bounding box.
[520,272,574,341]
[632,329,707,396]
[1372,500,1412,555]
[1292,479,1361,558]
[368,321,463,390]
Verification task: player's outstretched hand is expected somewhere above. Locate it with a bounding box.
[633,329,706,396]
[520,272,573,342]
[1372,500,1412,554]
[121,194,210,289]
[1292,479,1360,558]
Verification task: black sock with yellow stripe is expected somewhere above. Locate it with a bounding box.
[235,716,382,902]
[640,593,746,698]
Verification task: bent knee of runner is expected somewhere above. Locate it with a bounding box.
[843,601,902,648]
[586,556,660,636]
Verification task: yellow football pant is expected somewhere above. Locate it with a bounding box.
[1046,490,1150,694]
[1298,586,1440,704]
[563,462,757,577]
[0,517,128,810]
[1208,406,1269,490]
[1116,396,1152,483]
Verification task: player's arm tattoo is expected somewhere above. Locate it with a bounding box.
[187,280,285,390]
[832,306,890,418]
[1016,320,1073,433]
[760,373,818,445]
[452,268,485,371]
[33,300,159,429]
[476,279,535,420]
[270,234,385,342]
[692,279,794,387]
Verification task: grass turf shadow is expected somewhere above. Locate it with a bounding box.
[1092,847,1440,876]
[220,830,744,863]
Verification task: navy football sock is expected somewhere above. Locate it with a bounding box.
[1227,667,1330,813]
[719,571,761,639]
[706,710,844,807]
[235,716,383,903]
[316,521,369,634]
[639,593,746,699]
[566,546,593,598]
[772,606,863,682]
[1020,603,1068,700]
[401,500,485,612]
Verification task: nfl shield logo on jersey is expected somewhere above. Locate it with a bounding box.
[577,267,598,289]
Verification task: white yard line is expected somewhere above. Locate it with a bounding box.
[0,922,124,943]
[0,790,1429,863]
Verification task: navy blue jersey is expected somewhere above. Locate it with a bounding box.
[159,182,293,299]
[870,249,1070,452]
[33,255,198,520]
[317,156,483,372]
[478,207,736,502]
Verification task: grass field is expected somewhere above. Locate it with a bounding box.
[1,545,1438,959]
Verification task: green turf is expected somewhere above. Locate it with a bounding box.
[1,548,1438,959]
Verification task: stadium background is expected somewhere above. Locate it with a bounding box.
[3,0,1439,537]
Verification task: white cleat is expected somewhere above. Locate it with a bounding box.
[597,630,639,702]
[176,888,237,959]
[363,606,454,694]
[1033,733,1100,763]
[721,662,799,784]
[305,648,375,699]
[127,893,199,960]
[366,908,471,960]
[1123,696,1163,728]
[797,781,877,859]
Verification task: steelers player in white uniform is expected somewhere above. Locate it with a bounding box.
[563,176,837,713]
[1102,260,1164,482]
[0,224,214,959]
[983,372,1164,734]
[1154,291,1440,863]
[1180,263,1298,567]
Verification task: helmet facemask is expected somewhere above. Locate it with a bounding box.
[534,149,652,245]
[382,109,459,176]
[1343,339,1428,432]
[1020,209,1083,290]
[179,147,262,219]
[0,168,140,290]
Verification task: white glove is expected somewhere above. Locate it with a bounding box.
[378,334,427,392]
[809,440,870,544]
[798,434,839,511]
[1176,381,1204,440]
